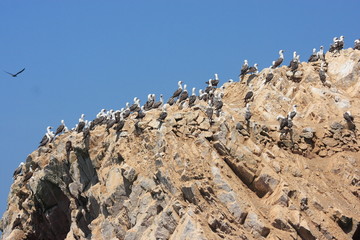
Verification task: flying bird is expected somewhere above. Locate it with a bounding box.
[4,68,25,77]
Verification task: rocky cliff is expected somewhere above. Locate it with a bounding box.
[1,49,360,240]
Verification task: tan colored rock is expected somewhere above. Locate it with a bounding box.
[2,48,360,240]
[252,167,279,197]
[322,137,339,147]
[299,143,308,150]
[243,212,270,238]
[269,205,292,231]
[318,150,327,157]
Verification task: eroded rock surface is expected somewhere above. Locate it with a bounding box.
[2,49,360,239]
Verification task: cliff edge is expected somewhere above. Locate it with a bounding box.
[1,49,360,240]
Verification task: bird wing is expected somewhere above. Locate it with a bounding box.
[55,124,64,135]
[4,70,14,76]
[15,68,25,76]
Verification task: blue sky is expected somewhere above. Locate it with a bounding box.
[0,0,359,218]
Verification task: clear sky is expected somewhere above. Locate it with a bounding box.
[0,0,359,219]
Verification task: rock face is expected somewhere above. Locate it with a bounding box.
[2,49,360,240]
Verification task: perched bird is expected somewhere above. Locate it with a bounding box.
[106,117,117,134]
[213,93,223,117]
[343,111,354,122]
[205,100,214,123]
[289,51,297,65]
[329,36,344,54]
[172,81,183,98]
[317,46,325,61]
[129,97,140,112]
[245,103,252,122]
[271,50,284,68]
[167,97,176,106]
[178,84,188,102]
[289,51,299,72]
[244,84,254,106]
[287,116,293,129]
[66,141,73,154]
[206,73,220,87]
[114,113,125,133]
[199,89,208,102]
[188,87,197,107]
[277,115,288,130]
[54,120,66,136]
[153,94,164,109]
[157,104,168,128]
[13,162,25,178]
[122,104,131,119]
[343,111,355,131]
[83,127,90,141]
[23,166,34,182]
[39,134,49,147]
[205,81,215,94]
[135,106,146,120]
[354,39,360,50]
[329,37,339,53]
[96,109,107,118]
[143,94,155,111]
[287,105,298,120]
[157,104,168,122]
[308,48,319,62]
[319,62,327,85]
[239,60,249,78]
[246,63,258,75]
[4,68,25,77]
[337,35,344,50]
[47,126,55,139]
[76,114,86,133]
[265,68,274,84]
[39,126,53,147]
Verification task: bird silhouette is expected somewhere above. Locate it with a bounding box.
[4,68,25,77]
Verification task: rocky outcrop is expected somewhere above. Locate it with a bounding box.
[2,48,360,239]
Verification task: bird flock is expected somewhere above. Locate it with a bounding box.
[37,36,358,149]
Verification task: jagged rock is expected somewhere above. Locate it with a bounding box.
[286,71,293,77]
[121,164,137,183]
[2,48,360,240]
[299,143,308,150]
[155,169,177,194]
[330,122,344,131]
[198,120,210,130]
[181,183,201,205]
[252,167,279,198]
[169,212,209,240]
[153,208,179,239]
[297,220,316,240]
[243,212,270,238]
[148,119,160,129]
[211,166,248,224]
[224,158,256,186]
[294,70,303,78]
[213,141,229,156]
[332,209,354,233]
[269,206,292,231]
[318,150,327,157]
[185,111,199,123]
[239,129,250,137]
[322,137,339,147]
[301,128,315,139]
[173,113,184,121]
